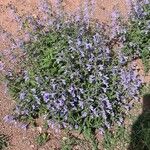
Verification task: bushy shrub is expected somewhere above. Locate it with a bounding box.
[3,0,142,133]
[123,0,150,72]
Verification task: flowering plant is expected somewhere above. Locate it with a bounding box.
[4,0,142,134]
[123,0,150,72]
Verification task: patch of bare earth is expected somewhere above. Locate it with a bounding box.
[0,0,149,150]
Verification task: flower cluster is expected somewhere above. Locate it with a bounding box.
[4,0,142,133]
[123,0,150,72]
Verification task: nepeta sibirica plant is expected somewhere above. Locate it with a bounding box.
[123,0,150,72]
[4,0,142,133]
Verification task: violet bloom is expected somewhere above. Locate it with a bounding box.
[105,121,110,129]
[43,92,50,103]
[75,124,79,129]
[68,85,75,97]
[98,128,104,135]
[118,53,128,65]
[35,77,39,82]
[89,75,95,83]
[101,110,107,120]
[23,71,29,81]
[34,95,41,105]
[79,101,84,109]
[81,112,87,118]
[86,64,92,71]
[32,104,36,110]
[24,33,30,42]
[0,61,4,71]
[62,122,67,128]
[31,88,36,94]
[15,105,20,114]
[125,0,132,13]
[76,37,82,46]
[85,42,92,50]
[83,0,90,23]
[38,0,51,14]
[20,123,28,130]
[117,117,124,126]
[7,4,22,26]
[93,33,100,44]
[133,2,143,18]
[19,92,26,100]
[144,0,149,4]
[22,109,29,115]
[102,78,108,87]
[102,87,107,93]
[58,99,64,107]
[3,115,15,124]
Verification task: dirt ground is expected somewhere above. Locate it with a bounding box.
[0,0,150,150]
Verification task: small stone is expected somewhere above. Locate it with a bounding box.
[38,148,45,150]
[62,136,68,141]
[30,145,35,148]
[37,127,42,133]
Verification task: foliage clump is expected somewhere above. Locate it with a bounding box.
[0,134,9,150]
[3,0,143,134]
[123,0,150,72]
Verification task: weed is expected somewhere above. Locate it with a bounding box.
[35,132,50,146]
[61,133,92,150]
[0,134,9,150]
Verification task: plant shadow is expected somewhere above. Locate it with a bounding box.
[128,94,150,150]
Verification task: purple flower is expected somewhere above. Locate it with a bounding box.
[20,123,28,130]
[34,95,41,104]
[79,101,84,109]
[83,0,90,23]
[31,88,36,94]
[93,33,100,44]
[125,0,132,13]
[32,104,36,110]
[118,53,128,65]
[43,92,50,103]
[0,61,4,71]
[101,110,107,120]
[117,117,124,126]
[75,124,79,129]
[86,64,92,71]
[85,42,92,50]
[89,75,95,83]
[68,85,76,97]
[98,128,104,135]
[47,120,55,129]
[3,115,15,124]
[22,109,29,115]
[105,121,110,129]
[35,76,41,84]
[102,87,107,93]
[62,122,67,128]
[38,0,52,14]
[15,105,20,114]
[76,37,82,46]
[144,0,149,4]
[102,78,108,87]
[23,71,29,81]
[19,92,26,100]
[81,112,87,118]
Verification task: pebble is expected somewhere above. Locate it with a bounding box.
[37,127,42,133]
[30,144,35,148]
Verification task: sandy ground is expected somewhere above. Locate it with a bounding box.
[0,0,150,150]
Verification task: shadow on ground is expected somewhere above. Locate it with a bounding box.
[128,94,150,150]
